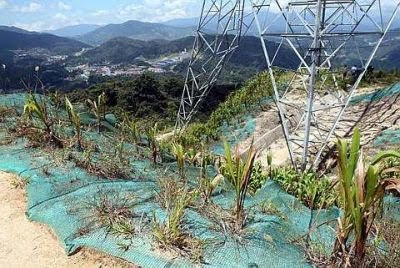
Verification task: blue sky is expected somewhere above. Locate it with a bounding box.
[0,0,202,31]
[0,1,397,32]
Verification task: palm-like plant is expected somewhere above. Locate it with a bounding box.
[333,128,400,266]
[221,139,257,229]
[146,123,159,165]
[122,114,140,144]
[23,93,61,146]
[87,92,106,133]
[24,93,51,132]
[65,97,82,150]
[172,143,185,179]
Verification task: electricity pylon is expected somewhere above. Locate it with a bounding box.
[176,0,400,170]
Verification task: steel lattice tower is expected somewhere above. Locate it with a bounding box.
[177,0,400,170]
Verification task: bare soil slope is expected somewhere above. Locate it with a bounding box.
[0,171,134,268]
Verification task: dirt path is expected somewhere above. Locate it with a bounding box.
[0,171,135,268]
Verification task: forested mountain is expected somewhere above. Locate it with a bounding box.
[46,24,101,38]
[0,26,31,34]
[76,20,195,46]
[77,36,194,64]
[0,28,90,54]
[76,35,299,70]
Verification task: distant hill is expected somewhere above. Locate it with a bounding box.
[373,29,400,69]
[0,25,32,34]
[0,28,90,54]
[76,35,298,70]
[162,18,199,28]
[335,29,400,69]
[46,24,101,37]
[76,20,195,46]
[78,36,194,64]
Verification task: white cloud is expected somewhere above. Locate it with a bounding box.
[117,0,199,22]
[58,1,71,11]
[13,1,42,13]
[14,21,46,31]
[0,0,7,9]
[92,10,109,17]
[54,13,68,21]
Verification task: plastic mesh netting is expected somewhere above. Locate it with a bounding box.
[0,93,340,268]
[0,87,399,267]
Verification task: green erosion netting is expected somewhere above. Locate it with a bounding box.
[211,114,257,155]
[374,128,400,146]
[211,96,274,155]
[0,92,399,267]
[0,93,343,268]
[350,82,400,105]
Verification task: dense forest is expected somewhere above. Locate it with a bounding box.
[67,72,241,126]
[0,29,89,54]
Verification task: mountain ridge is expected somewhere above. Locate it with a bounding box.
[0,28,91,54]
[75,35,299,70]
[46,24,101,37]
[76,20,195,46]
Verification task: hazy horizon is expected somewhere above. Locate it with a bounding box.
[0,0,202,32]
[0,0,398,32]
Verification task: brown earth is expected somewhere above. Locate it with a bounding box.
[0,171,136,268]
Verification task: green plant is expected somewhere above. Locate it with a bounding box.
[332,128,400,267]
[221,139,257,229]
[179,71,285,148]
[146,123,159,165]
[50,91,63,109]
[172,143,185,179]
[121,114,141,144]
[86,92,106,133]
[272,168,336,209]
[23,93,62,147]
[73,148,130,179]
[249,162,268,193]
[267,152,273,179]
[114,138,126,163]
[152,188,203,262]
[65,97,82,150]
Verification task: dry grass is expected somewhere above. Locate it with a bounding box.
[153,178,204,263]
[155,177,188,210]
[78,192,147,251]
[196,202,251,241]
[366,219,400,268]
[9,174,30,189]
